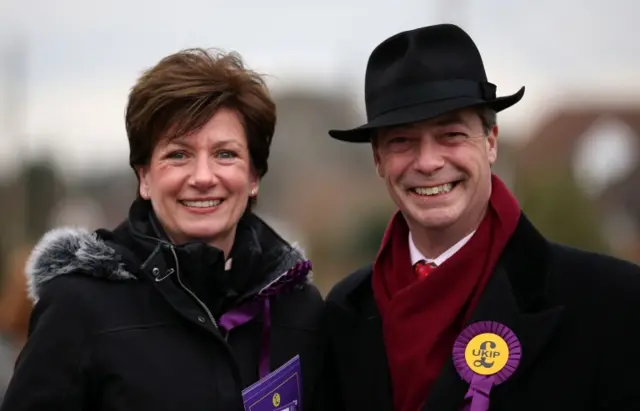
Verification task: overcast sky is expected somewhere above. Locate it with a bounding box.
[0,0,637,178]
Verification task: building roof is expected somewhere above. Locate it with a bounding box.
[517,106,640,172]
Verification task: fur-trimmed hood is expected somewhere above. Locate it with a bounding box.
[25,227,137,303]
[25,218,311,305]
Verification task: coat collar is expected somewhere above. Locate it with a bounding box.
[25,198,312,305]
[329,213,565,411]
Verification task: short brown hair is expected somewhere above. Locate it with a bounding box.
[125,48,276,181]
[478,106,496,135]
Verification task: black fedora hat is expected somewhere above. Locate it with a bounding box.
[328,24,525,143]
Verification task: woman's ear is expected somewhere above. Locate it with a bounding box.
[136,166,150,199]
[249,168,259,197]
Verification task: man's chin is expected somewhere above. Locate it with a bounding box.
[406,208,461,231]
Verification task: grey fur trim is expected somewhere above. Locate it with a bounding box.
[25,227,312,304]
[25,227,135,303]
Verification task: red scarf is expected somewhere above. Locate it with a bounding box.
[371,175,521,411]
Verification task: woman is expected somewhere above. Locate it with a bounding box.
[1,48,324,411]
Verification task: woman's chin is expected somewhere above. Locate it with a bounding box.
[176,226,225,243]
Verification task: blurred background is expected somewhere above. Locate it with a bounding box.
[0,0,638,400]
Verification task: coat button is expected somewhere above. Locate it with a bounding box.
[152,267,159,276]
[197,316,206,323]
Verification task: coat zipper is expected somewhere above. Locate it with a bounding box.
[165,245,245,404]
[167,245,219,330]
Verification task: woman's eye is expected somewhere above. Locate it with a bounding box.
[217,150,237,159]
[167,151,186,159]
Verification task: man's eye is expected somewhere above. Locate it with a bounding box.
[388,137,409,144]
[442,132,468,141]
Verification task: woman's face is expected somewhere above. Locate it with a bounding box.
[137,107,258,256]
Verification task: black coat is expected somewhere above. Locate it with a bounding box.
[1,201,324,411]
[315,214,640,411]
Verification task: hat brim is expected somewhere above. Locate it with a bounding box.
[328,86,525,143]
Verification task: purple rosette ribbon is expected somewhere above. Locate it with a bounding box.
[453,321,521,411]
[219,260,312,378]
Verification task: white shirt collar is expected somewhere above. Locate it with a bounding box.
[409,230,475,267]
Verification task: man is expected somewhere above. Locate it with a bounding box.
[315,24,640,411]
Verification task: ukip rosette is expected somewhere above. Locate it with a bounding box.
[453,321,522,411]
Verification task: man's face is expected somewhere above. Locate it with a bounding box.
[373,108,498,236]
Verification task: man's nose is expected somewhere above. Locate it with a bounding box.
[414,138,445,174]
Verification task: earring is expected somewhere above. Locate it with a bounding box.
[250,188,258,197]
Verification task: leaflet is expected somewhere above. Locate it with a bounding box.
[242,355,301,411]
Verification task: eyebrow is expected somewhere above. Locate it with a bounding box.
[163,138,245,149]
[163,138,189,148]
[211,139,246,149]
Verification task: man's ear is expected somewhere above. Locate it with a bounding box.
[375,162,383,178]
[486,124,499,165]
[372,146,384,178]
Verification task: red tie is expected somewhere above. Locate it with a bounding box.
[414,260,436,279]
